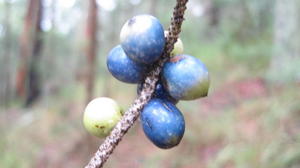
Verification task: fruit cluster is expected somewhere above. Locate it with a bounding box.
[83,14,210,149]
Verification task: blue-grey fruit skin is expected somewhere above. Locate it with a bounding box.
[140,98,185,149]
[107,45,147,84]
[162,54,210,100]
[137,81,179,104]
[120,14,165,64]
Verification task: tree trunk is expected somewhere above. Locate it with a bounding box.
[85,0,98,103]
[206,0,220,28]
[1,0,12,107]
[269,0,300,83]
[16,0,44,106]
[103,2,121,97]
[149,0,158,15]
[25,1,44,106]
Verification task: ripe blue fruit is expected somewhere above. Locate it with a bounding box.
[120,14,165,64]
[140,98,185,149]
[162,54,210,100]
[107,45,147,83]
[137,81,179,104]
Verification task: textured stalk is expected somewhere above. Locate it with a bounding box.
[85,1,188,167]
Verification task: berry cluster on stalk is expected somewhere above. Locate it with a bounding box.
[83,14,210,149]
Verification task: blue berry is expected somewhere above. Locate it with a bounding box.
[107,45,147,83]
[120,14,165,64]
[140,98,185,149]
[137,81,179,104]
[162,54,210,100]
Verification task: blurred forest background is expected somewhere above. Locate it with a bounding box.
[1,0,300,167]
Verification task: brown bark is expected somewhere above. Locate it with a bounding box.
[85,0,99,103]
[15,0,43,106]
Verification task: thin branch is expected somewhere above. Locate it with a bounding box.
[85,1,189,167]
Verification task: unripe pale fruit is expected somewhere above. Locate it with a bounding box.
[171,38,184,56]
[140,98,185,149]
[120,14,165,64]
[83,97,123,138]
[164,31,184,56]
[107,45,147,83]
[162,54,210,100]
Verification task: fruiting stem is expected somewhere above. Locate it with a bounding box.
[84,1,189,167]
